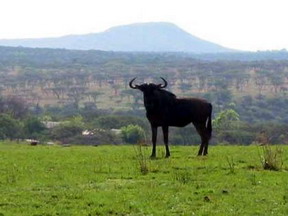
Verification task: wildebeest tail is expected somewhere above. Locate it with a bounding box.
[206,103,212,139]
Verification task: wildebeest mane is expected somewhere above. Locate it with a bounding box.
[154,88,177,106]
[158,89,176,98]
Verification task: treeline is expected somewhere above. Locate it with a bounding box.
[1,95,288,145]
[0,95,146,145]
[1,46,288,66]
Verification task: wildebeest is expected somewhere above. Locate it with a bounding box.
[129,77,212,158]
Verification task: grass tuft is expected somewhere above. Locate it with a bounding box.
[172,168,193,184]
[259,144,283,171]
[226,156,236,174]
[133,142,149,175]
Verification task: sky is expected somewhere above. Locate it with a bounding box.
[0,0,287,51]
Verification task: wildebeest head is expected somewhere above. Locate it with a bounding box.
[129,77,172,111]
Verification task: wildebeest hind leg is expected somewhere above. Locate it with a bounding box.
[198,143,205,156]
[194,123,208,156]
[203,138,209,155]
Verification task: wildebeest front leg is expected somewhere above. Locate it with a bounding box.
[151,126,157,159]
[162,126,170,158]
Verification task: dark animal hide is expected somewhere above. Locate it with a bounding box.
[130,77,212,157]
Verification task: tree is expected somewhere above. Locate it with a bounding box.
[213,109,244,144]
[0,114,23,140]
[213,109,240,130]
[87,91,103,104]
[23,117,46,138]
[254,71,268,94]
[0,96,28,119]
[67,86,87,108]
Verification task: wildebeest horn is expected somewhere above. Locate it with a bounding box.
[129,77,139,89]
[159,77,168,88]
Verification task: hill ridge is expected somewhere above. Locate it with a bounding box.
[0,22,234,53]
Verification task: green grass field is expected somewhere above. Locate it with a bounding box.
[0,142,288,216]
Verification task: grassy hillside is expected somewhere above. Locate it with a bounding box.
[2,46,288,124]
[0,142,287,215]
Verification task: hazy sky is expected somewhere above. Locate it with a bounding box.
[0,0,287,51]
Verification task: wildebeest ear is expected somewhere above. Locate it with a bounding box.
[129,77,139,89]
[158,77,168,88]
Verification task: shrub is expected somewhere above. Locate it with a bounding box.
[121,124,146,144]
[51,116,85,142]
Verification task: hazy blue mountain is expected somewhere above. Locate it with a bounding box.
[0,22,235,53]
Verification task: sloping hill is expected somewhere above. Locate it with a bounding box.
[0,22,234,53]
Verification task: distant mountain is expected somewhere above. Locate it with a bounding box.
[0,22,235,53]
